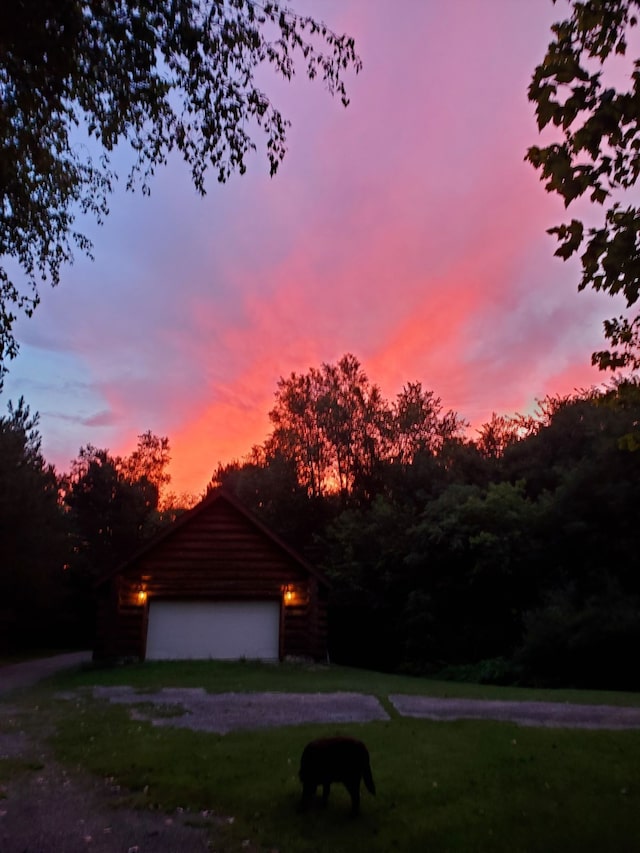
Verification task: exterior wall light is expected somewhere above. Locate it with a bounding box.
[282,583,307,606]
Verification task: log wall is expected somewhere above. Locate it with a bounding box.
[94,494,328,661]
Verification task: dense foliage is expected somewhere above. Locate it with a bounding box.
[0,419,175,653]
[0,0,360,373]
[215,358,640,690]
[0,399,68,651]
[528,0,640,370]
[2,356,639,689]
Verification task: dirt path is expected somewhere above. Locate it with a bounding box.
[0,655,217,852]
[0,651,92,696]
[0,747,214,853]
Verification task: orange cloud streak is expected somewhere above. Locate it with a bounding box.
[37,1,611,499]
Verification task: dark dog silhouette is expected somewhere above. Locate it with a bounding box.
[298,736,376,816]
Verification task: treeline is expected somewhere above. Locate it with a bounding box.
[0,406,182,652]
[212,355,640,691]
[2,353,639,690]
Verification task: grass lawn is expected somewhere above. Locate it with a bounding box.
[45,658,640,706]
[6,660,640,852]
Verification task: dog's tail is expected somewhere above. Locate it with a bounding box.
[362,760,376,796]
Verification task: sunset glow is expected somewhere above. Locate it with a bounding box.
[3,1,615,498]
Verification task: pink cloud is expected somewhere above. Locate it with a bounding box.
[7,0,622,497]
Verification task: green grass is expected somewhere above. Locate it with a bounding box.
[47,658,640,707]
[47,695,640,853]
[11,660,635,851]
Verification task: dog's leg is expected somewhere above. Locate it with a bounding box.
[299,782,317,812]
[345,779,360,817]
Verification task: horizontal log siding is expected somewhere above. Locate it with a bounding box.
[130,503,307,600]
[94,580,146,660]
[95,498,328,661]
[283,606,311,657]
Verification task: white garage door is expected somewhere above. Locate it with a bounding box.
[146,600,281,661]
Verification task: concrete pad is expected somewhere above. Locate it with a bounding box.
[389,694,640,729]
[91,689,389,733]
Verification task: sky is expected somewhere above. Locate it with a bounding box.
[2,0,622,498]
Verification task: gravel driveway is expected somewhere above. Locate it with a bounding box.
[1,655,215,853]
[4,652,640,730]
[3,653,640,852]
[91,686,390,733]
[389,694,640,729]
[89,685,640,732]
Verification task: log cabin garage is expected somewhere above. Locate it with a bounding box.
[93,489,329,662]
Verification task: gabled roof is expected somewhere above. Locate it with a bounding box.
[95,487,330,589]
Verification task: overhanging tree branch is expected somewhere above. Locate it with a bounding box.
[527,0,640,371]
[0,0,361,375]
